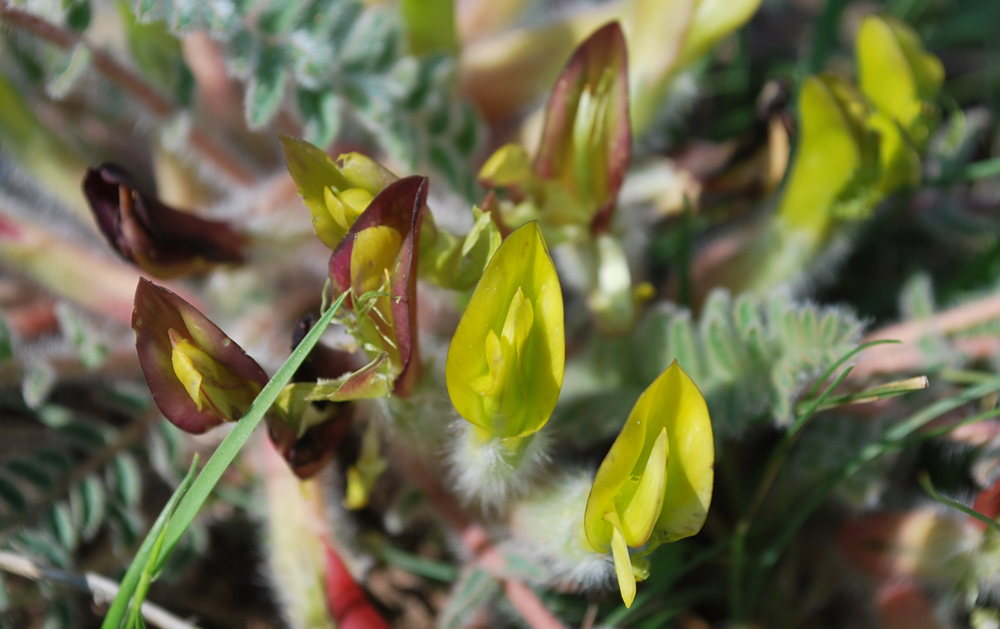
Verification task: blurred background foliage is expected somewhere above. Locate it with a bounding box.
[0,0,999,627]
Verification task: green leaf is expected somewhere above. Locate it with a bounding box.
[22,362,56,410]
[34,449,73,475]
[0,571,9,612]
[46,45,92,100]
[245,45,286,129]
[668,311,702,381]
[55,303,108,369]
[101,458,198,629]
[64,0,91,30]
[376,542,458,582]
[0,317,13,364]
[920,472,1000,535]
[43,597,73,629]
[439,569,500,629]
[109,452,142,507]
[46,503,78,551]
[298,89,341,149]
[0,475,27,512]
[6,459,54,491]
[71,475,107,541]
[900,273,936,320]
[107,502,142,549]
[59,421,108,450]
[13,530,69,569]
[118,0,194,106]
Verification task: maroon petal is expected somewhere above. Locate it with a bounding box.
[84,164,246,279]
[328,176,427,396]
[534,22,631,234]
[133,278,268,433]
[267,312,363,479]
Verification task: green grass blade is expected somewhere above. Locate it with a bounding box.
[762,376,1000,570]
[803,339,900,400]
[919,472,1000,535]
[153,291,348,571]
[101,456,199,629]
[104,291,348,626]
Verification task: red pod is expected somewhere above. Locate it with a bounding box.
[133,278,267,433]
[84,163,245,279]
[323,542,391,629]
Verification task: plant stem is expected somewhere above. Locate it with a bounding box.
[0,1,257,186]
[0,551,200,629]
[852,292,1000,379]
[388,443,567,629]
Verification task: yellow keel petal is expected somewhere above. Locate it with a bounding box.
[621,427,668,546]
[604,511,636,608]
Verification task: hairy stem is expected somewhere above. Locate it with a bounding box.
[388,443,567,629]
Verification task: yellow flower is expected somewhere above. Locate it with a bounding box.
[446,221,564,440]
[133,279,268,434]
[584,361,714,607]
[280,135,398,250]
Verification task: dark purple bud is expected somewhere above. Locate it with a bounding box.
[84,163,245,279]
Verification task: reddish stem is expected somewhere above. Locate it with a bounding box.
[388,444,567,629]
[0,1,257,186]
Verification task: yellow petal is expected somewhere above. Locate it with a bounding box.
[653,363,714,542]
[777,76,863,240]
[501,287,534,351]
[604,511,636,608]
[168,330,260,421]
[479,143,534,187]
[350,226,403,295]
[857,16,920,130]
[620,427,668,547]
[170,338,205,411]
[586,362,714,550]
[584,399,647,552]
[338,188,375,222]
[325,187,350,231]
[337,152,399,194]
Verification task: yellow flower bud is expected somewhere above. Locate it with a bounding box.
[447,222,564,440]
[584,361,714,607]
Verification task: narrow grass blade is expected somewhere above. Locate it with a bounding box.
[919,472,1000,535]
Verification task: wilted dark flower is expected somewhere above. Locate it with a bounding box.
[133,278,267,433]
[267,313,361,479]
[84,163,245,279]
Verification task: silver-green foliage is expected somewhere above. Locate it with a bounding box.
[127,0,482,196]
[0,405,201,627]
[635,289,864,434]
